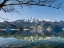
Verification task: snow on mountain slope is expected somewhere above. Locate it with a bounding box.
[16,17,51,23]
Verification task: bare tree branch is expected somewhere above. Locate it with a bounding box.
[0,0,64,12]
[0,0,8,8]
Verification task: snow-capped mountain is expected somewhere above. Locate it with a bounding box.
[16,17,50,23]
[43,19,51,22]
[27,17,42,23]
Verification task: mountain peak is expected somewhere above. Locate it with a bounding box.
[16,17,51,23]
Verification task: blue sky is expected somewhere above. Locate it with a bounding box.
[0,6,64,22]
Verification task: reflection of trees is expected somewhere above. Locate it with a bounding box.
[0,33,64,42]
[0,30,64,38]
[0,34,52,42]
[0,32,64,48]
[0,34,64,48]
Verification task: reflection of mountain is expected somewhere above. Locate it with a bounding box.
[18,36,52,42]
[0,34,64,42]
[0,34,52,42]
[0,35,64,48]
[0,34,64,48]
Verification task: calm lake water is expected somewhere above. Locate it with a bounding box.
[0,31,64,48]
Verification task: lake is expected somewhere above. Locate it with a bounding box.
[0,31,64,48]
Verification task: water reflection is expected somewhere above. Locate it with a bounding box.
[0,31,64,48]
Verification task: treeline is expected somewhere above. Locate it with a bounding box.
[0,20,64,33]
